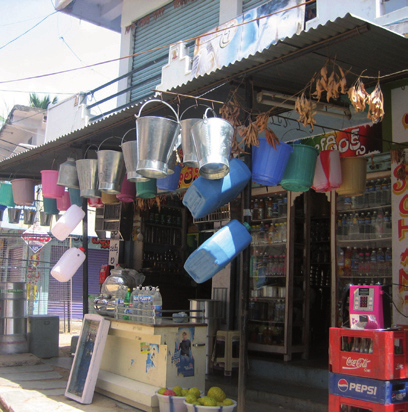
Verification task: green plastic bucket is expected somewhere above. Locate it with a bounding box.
[0,183,15,207]
[43,197,59,215]
[281,144,319,192]
[136,179,157,199]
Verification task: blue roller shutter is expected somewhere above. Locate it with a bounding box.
[131,0,220,103]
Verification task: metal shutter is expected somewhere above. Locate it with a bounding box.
[71,248,109,319]
[130,0,220,103]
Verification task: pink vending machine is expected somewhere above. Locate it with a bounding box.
[349,285,385,330]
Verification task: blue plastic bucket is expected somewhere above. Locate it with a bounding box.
[280,144,319,192]
[157,165,182,191]
[252,138,293,186]
[183,158,251,219]
[43,197,59,215]
[136,179,157,199]
[0,183,15,207]
[184,220,252,283]
[68,188,83,207]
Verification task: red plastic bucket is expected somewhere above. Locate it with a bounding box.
[116,174,136,203]
[57,190,71,211]
[41,170,65,199]
[87,198,104,208]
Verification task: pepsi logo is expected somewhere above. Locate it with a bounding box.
[338,378,348,392]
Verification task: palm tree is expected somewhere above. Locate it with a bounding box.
[29,93,58,109]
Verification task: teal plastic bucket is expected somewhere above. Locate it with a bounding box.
[68,188,82,207]
[252,138,293,186]
[0,183,15,207]
[157,165,182,192]
[136,179,157,199]
[280,144,319,192]
[184,220,252,283]
[43,197,59,215]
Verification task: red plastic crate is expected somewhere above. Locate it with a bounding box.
[329,328,408,380]
[329,394,408,411]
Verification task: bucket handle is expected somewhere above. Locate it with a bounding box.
[135,99,179,123]
[83,144,99,159]
[203,107,218,122]
[121,128,136,146]
[180,104,216,120]
[98,136,122,151]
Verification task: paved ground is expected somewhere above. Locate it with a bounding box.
[0,329,299,412]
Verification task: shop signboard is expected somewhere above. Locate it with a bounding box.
[179,165,200,189]
[192,0,305,77]
[22,223,51,253]
[392,150,408,325]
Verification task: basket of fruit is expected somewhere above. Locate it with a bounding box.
[184,386,236,411]
[156,386,201,412]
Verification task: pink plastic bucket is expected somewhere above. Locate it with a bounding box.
[11,179,36,206]
[41,170,65,199]
[116,174,136,203]
[57,190,71,211]
[87,198,104,208]
[312,150,342,192]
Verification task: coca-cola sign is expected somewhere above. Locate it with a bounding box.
[342,356,371,371]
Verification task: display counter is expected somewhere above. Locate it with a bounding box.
[95,318,207,412]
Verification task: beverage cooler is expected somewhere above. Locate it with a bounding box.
[334,169,393,328]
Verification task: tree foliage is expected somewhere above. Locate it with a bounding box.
[29,93,58,109]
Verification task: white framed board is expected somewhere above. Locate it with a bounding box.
[65,314,110,404]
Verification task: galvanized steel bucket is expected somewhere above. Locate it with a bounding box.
[191,108,234,180]
[135,99,181,179]
[121,128,149,183]
[97,137,126,195]
[76,145,101,199]
[23,209,36,225]
[180,105,216,168]
[57,157,79,189]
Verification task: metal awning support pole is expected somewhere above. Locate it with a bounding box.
[237,79,253,412]
[82,145,89,316]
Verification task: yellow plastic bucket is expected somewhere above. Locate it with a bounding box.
[336,156,367,197]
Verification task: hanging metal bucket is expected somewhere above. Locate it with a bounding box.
[23,209,36,225]
[180,105,216,168]
[121,129,149,182]
[40,211,52,226]
[7,208,21,223]
[77,145,101,199]
[97,137,126,195]
[57,157,80,189]
[135,99,181,179]
[191,108,234,180]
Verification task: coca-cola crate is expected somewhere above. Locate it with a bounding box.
[329,394,408,411]
[329,328,408,380]
[329,372,408,404]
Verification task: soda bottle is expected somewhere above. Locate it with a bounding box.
[367,180,376,207]
[351,247,360,277]
[384,210,392,237]
[365,212,372,240]
[277,194,284,217]
[153,287,162,324]
[385,247,392,276]
[123,288,132,320]
[375,209,384,238]
[358,250,365,276]
[375,179,383,206]
[266,198,273,219]
[258,198,264,220]
[338,248,345,276]
[364,247,371,276]
[344,247,352,277]
[377,248,385,274]
[358,212,365,240]
[281,194,287,218]
[370,249,377,276]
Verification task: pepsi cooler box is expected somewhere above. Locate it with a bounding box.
[330,372,408,404]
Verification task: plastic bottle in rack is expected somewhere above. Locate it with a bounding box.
[358,249,365,276]
[268,224,274,244]
[131,286,139,319]
[375,209,384,238]
[358,212,365,239]
[382,177,391,205]
[375,179,383,206]
[365,212,372,240]
[153,287,162,324]
[338,248,345,276]
[258,198,264,220]
[370,249,377,277]
[351,247,360,277]
[123,288,132,320]
[384,210,392,236]
[281,222,287,242]
[385,247,392,276]
[368,180,376,207]
[344,247,352,277]
[266,198,273,219]
[136,287,146,322]
[116,284,127,308]
[364,247,371,276]
[143,287,153,323]
[258,222,266,244]
[377,248,385,274]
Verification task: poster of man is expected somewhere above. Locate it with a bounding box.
[173,327,195,377]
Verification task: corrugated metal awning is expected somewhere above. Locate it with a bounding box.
[0,13,406,180]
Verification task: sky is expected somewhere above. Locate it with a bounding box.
[0,0,121,120]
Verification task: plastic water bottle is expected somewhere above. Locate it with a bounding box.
[377,248,385,274]
[153,287,163,324]
[123,288,132,320]
[136,286,146,322]
[115,284,127,318]
[338,248,345,276]
[384,210,392,237]
[131,287,138,319]
[351,247,360,277]
[375,179,383,206]
[385,247,392,276]
[370,249,377,276]
[375,209,384,238]
[143,286,153,323]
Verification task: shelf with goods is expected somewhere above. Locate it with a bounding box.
[248,189,308,360]
[334,171,393,327]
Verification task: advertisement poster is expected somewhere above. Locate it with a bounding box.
[172,327,195,377]
[192,0,305,77]
[392,151,408,324]
[391,86,408,144]
[300,123,383,156]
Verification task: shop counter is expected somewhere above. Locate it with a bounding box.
[95,318,207,412]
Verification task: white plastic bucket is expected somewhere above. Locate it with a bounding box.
[51,204,85,241]
[156,392,187,412]
[51,247,85,282]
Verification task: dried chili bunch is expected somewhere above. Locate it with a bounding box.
[295,92,317,130]
[348,77,369,112]
[312,62,347,102]
[367,80,385,124]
